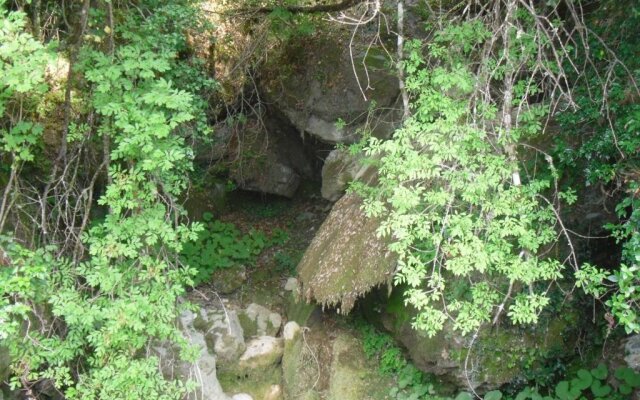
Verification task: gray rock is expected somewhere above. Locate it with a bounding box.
[284,277,298,292]
[228,119,312,198]
[625,335,640,370]
[233,161,300,198]
[239,303,282,338]
[263,36,401,144]
[231,394,253,400]
[211,265,247,294]
[238,336,284,372]
[283,321,301,341]
[264,384,283,400]
[321,149,377,201]
[364,287,576,392]
[152,310,233,400]
[198,309,246,363]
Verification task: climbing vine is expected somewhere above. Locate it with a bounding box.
[0,1,215,398]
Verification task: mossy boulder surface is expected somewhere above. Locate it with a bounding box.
[327,333,391,400]
[364,287,576,392]
[298,193,396,314]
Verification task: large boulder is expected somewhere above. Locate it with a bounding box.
[298,193,396,313]
[262,32,401,144]
[218,336,284,400]
[227,116,314,198]
[327,333,390,400]
[192,308,246,363]
[282,321,393,400]
[363,288,576,392]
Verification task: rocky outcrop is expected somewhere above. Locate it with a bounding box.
[262,32,401,144]
[282,321,393,400]
[152,310,234,400]
[228,120,303,198]
[298,193,396,313]
[215,304,285,400]
[362,288,575,392]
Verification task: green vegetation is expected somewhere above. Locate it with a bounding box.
[358,320,640,400]
[1,0,213,398]
[353,15,571,336]
[181,212,274,284]
[1,0,640,398]
[351,0,640,339]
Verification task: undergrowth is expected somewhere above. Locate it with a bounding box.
[181,211,288,284]
[356,320,640,400]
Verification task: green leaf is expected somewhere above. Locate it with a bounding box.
[484,390,503,400]
[590,380,611,397]
[590,363,608,380]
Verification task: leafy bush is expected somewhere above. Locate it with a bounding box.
[353,18,570,337]
[0,1,213,398]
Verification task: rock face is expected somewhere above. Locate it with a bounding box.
[228,120,304,198]
[152,310,233,400]
[217,334,284,400]
[193,308,246,363]
[216,305,285,400]
[263,33,401,145]
[211,264,247,295]
[298,193,396,313]
[282,323,393,400]
[363,288,574,392]
[238,336,285,371]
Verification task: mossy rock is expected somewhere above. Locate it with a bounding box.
[218,362,282,400]
[298,193,396,314]
[364,286,578,391]
[285,291,318,326]
[327,333,393,400]
[211,264,247,295]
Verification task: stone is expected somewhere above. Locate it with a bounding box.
[282,322,318,400]
[297,193,396,313]
[328,334,378,400]
[284,277,298,292]
[151,310,233,400]
[228,118,313,198]
[211,264,247,295]
[285,291,319,326]
[262,35,401,144]
[625,335,640,370]
[321,149,376,202]
[283,321,301,341]
[193,308,245,363]
[264,384,283,400]
[231,394,253,400]
[238,303,282,338]
[238,336,284,371]
[362,287,576,392]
